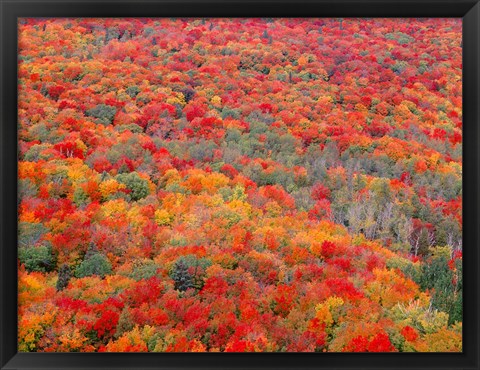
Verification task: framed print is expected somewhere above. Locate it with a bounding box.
[1,0,479,369]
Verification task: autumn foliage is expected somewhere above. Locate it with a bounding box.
[18,18,462,352]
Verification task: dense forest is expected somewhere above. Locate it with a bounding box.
[18,18,462,352]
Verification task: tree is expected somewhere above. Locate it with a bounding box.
[85,104,117,125]
[170,259,194,292]
[18,244,55,273]
[126,86,141,98]
[75,245,112,278]
[18,222,48,248]
[409,226,435,257]
[115,307,135,338]
[116,172,150,201]
[56,263,71,291]
[419,248,462,324]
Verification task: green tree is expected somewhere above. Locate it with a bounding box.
[115,307,135,338]
[170,259,194,292]
[75,247,112,278]
[419,249,462,324]
[18,244,55,273]
[56,263,71,291]
[126,86,140,98]
[116,172,150,201]
[86,104,117,125]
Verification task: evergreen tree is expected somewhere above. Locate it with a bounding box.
[75,243,112,278]
[56,264,71,291]
[171,260,194,292]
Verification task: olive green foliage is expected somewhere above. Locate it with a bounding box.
[19,222,47,248]
[125,259,159,281]
[418,250,462,325]
[115,308,135,338]
[126,86,141,98]
[19,244,55,272]
[85,104,117,125]
[115,172,150,201]
[115,124,143,134]
[75,250,112,278]
[73,186,90,207]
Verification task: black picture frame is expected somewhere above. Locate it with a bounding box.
[1,0,479,369]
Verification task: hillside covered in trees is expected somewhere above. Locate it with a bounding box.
[18,18,462,352]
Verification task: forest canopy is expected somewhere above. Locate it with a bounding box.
[18,18,462,353]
